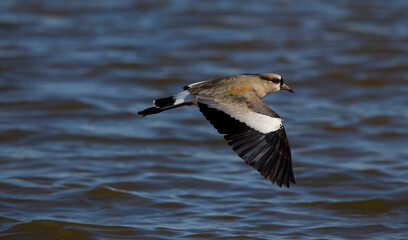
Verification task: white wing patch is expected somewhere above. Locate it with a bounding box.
[236,112,282,134]
[196,96,282,134]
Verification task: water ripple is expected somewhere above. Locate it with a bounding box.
[1,0,408,239]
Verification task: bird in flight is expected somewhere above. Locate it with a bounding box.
[138,73,295,188]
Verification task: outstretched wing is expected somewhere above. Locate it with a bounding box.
[196,92,295,188]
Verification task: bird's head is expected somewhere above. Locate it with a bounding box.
[258,73,294,94]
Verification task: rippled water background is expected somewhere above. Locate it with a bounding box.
[1,0,408,239]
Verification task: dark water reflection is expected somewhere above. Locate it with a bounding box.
[1,0,408,239]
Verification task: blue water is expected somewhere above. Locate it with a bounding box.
[1,0,408,239]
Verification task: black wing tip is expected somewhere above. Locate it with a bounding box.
[232,127,295,189]
[261,161,295,188]
[270,175,296,188]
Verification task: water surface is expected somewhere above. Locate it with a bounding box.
[1,0,408,239]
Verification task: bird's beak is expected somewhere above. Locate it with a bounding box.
[281,83,294,93]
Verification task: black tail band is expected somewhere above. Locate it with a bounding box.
[154,97,175,108]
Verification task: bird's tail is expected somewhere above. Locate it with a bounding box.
[138,91,193,117]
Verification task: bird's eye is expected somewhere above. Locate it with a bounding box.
[272,79,280,84]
